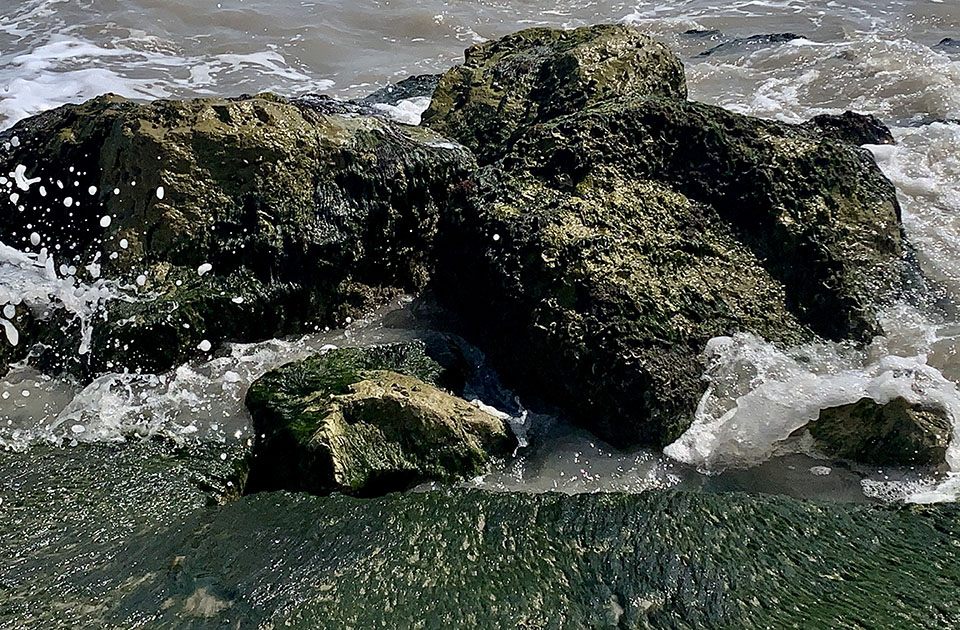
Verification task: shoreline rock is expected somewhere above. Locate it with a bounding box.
[427,25,916,447]
[4,450,959,629]
[245,342,515,496]
[0,93,474,376]
[811,396,952,466]
[422,24,686,163]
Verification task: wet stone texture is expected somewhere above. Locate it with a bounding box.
[428,25,918,448]
[3,463,957,629]
[246,341,515,496]
[811,396,953,466]
[0,93,475,377]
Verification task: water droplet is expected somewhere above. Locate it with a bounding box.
[100,215,112,228]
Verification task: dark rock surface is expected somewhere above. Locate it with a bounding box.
[811,396,952,466]
[935,37,960,52]
[422,24,686,163]
[428,27,912,445]
[697,33,803,57]
[360,74,443,106]
[802,111,896,145]
[4,450,958,629]
[0,93,474,376]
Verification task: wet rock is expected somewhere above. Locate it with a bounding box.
[697,33,803,57]
[422,24,687,163]
[811,396,952,466]
[114,489,960,628]
[360,74,443,106]
[4,440,960,628]
[682,28,722,39]
[801,111,896,145]
[935,37,960,52]
[434,89,911,447]
[0,438,249,626]
[245,342,515,496]
[423,27,913,450]
[0,94,475,376]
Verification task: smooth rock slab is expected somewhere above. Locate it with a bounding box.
[117,489,960,629]
[2,440,959,629]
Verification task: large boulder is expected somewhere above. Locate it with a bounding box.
[429,29,915,447]
[811,396,952,466]
[421,24,686,163]
[0,93,474,376]
[245,342,515,495]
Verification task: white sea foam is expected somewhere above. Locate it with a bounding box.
[665,320,960,469]
[0,241,117,356]
[0,33,332,130]
[371,96,432,125]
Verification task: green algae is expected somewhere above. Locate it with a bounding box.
[245,342,513,495]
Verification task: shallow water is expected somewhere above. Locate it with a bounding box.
[1,0,960,503]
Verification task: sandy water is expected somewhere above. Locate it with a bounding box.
[1,0,959,502]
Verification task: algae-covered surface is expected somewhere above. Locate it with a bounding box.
[1,441,958,629]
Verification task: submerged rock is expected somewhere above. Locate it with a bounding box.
[935,37,960,52]
[360,73,442,106]
[245,342,515,495]
[801,111,896,146]
[429,27,914,447]
[0,93,474,376]
[811,396,952,466]
[696,33,803,57]
[422,24,686,163]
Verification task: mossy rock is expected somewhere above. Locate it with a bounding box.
[0,94,475,376]
[422,24,686,163]
[431,31,915,448]
[811,396,952,466]
[245,342,515,496]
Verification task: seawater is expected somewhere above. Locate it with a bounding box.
[1,0,959,502]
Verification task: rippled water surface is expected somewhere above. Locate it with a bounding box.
[1,0,960,502]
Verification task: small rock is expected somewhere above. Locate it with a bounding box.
[801,111,896,145]
[810,397,952,466]
[697,33,803,57]
[245,342,515,496]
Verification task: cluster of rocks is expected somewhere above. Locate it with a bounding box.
[0,24,947,494]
